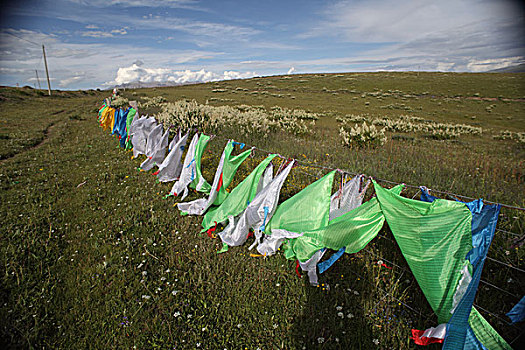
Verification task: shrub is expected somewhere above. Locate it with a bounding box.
[493,130,525,144]
[340,122,387,148]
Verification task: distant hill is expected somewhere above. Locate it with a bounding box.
[488,63,525,73]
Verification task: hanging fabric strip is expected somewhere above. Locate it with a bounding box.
[506,296,525,324]
[318,247,346,274]
[218,161,294,248]
[201,154,276,233]
[418,188,509,350]
[169,133,200,201]
[124,107,137,150]
[156,131,189,182]
[189,133,212,194]
[140,127,169,171]
[283,184,404,263]
[258,170,336,256]
[178,140,253,216]
[329,174,369,221]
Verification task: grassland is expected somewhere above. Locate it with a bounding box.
[1,72,524,349]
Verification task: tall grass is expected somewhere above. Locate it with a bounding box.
[1,75,523,349]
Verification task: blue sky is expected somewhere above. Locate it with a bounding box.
[1,0,523,89]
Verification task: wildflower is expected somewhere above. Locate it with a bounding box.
[337,312,344,318]
[373,339,379,345]
[336,306,343,311]
[377,260,383,265]
[196,343,201,347]
[165,269,170,273]
[272,323,278,329]
[505,250,510,256]
[237,323,242,328]
[173,312,180,317]
[172,290,178,296]
[353,290,359,295]
[141,295,151,300]
[347,313,354,319]
[142,271,147,276]
[275,283,280,287]
[187,314,192,319]
[317,337,325,344]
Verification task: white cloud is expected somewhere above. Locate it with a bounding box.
[307,0,521,43]
[466,57,525,73]
[68,0,199,9]
[60,75,85,87]
[112,63,257,85]
[81,31,114,38]
[79,27,126,38]
[111,28,128,35]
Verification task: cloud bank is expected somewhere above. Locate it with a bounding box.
[112,63,257,85]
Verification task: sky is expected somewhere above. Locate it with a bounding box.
[0,0,524,90]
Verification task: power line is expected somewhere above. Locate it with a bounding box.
[3,30,40,46]
[486,256,525,273]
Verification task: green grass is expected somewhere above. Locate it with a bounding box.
[1,73,524,349]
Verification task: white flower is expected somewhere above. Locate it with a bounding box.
[142,271,147,276]
[373,339,379,345]
[237,323,242,328]
[165,269,170,273]
[172,290,178,296]
[272,323,278,329]
[275,283,280,287]
[336,306,343,311]
[353,290,359,295]
[196,343,201,347]
[173,312,180,317]
[377,260,383,265]
[141,295,151,300]
[317,337,325,344]
[187,314,192,319]
[347,313,354,319]
[337,312,344,318]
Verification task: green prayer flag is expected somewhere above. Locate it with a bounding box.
[190,134,211,193]
[373,180,472,323]
[201,154,276,232]
[214,142,253,206]
[284,184,404,262]
[125,107,137,150]
[266,170,336,234]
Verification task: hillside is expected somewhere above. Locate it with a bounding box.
[1,73,523,349]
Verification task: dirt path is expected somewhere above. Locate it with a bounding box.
[0,121,60,164]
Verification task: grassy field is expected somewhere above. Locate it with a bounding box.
[1,72,523,349]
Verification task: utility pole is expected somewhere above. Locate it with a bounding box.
[42,45,51,96]
[35,69,41,89]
